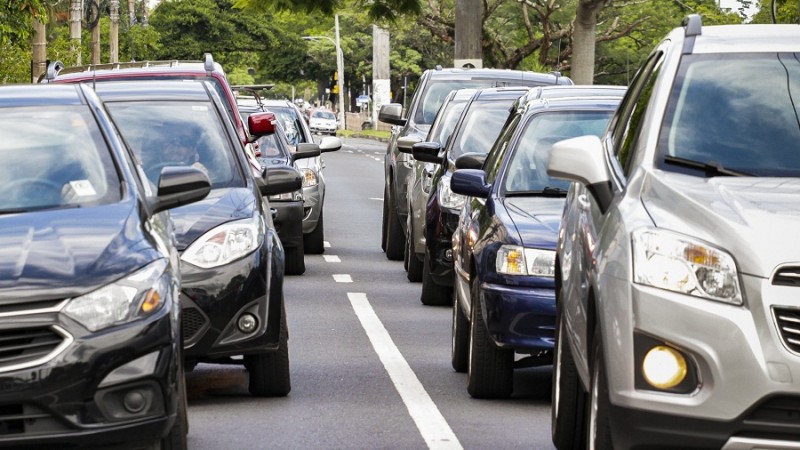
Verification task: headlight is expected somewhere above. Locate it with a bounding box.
[269,190,303,201]
[301,168,318,187]
[631,229,742,305]
[421,166,434,194]
[439,173,466,211]
[495,245,555,277]
[63,259,171,332]
[182,216,264,269]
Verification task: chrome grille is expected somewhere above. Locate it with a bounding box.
[0,326,69,373]
[773,267,800,287]
[773,307,800,354]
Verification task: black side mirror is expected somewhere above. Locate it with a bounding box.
[378,103,406,126]
[150,166,211,213]
[292,143,321,162]
[455,152,487,170]
[412,141,443,164]
[450,169,491,199]
[259,165,302,196]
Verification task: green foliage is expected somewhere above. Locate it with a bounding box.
[233,0,421,21]
[751,0,798,23]
[0,0,47,46]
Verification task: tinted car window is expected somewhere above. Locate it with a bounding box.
[312,110,336,120]
[106,101,243,187]
[0,106,121,212]
[450,101,513,161]
[267,105,306,145]
[503,111,615,193]
[484,113,521,184]
[416,80,503,125]
[429,100,469,148]
[657,52,800,176]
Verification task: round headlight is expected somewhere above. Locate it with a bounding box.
[642,345,687,389]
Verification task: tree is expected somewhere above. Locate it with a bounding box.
[232,0,422,20]
[571,0,609,84]
[0,0,47,45]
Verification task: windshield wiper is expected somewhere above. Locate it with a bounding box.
[505,187,568,197]
[664,155,752,177]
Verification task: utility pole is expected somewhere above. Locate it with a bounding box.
[372,25,390,127]
[69,0,82,65]
[454,0,482,68]
[110,0,120,63]
[335,14,345,130]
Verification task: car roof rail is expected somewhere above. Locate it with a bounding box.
[682,14,702,54]
[204,53,214,75]
[44,60,65,82]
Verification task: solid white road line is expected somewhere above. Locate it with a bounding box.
[332,274,353,283]
[369,198,383,201]
[348,292,463,450]
[323,255,341,263]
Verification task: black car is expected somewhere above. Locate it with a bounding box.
[238,103,320,275]
[0,84,211,448]
[97,80,301,397]
[413,87,531,305]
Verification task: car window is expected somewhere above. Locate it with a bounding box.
[268,105,306,145]
[0,106,121,212]
[657,52,800,177]
[106,101,243,188]
[428,99,469,147]
[502,110,615,193]
[312,111,336,120]
[449,100,514,161]
[484,113,521,184]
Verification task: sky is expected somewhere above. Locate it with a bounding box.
[719,0,760,18]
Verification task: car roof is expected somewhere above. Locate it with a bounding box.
[424,67,570,84]
[675,23,800,54]
[44,59,225,84]
[527,85,627,101]
[473,86,532,101]
[0,84,87,107]
[92,80,214,102]
[521,95,623,116]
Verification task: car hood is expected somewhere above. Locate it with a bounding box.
[171,187,258,251]
[0,199,158,301]
[501,197,565,249]
[641,170,800,278]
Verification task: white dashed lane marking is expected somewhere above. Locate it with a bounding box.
[333,274,353,283]
[323,255,341,263]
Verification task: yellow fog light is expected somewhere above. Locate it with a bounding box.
[642,345,687,389]
[141,289,162,314]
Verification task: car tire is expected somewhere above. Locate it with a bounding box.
[451,286,469,372]
[587,327,613,450]
[420,252,451,306]
[304,211,325,254]
[245,304,291,397]
[160,361,188,449]
[384,184,404,261]
[284,244,305,275]
[467,279,514,398]
[381,184,389,253]
[405,215,423,282]
[551,299,585,450]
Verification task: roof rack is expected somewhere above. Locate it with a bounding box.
[232,84,275,107]
[681,14,702,54]
[43,60,65,82]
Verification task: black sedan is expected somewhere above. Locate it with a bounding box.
[97,80,301,397]
[450,93,623,398]
[0,84,210,448]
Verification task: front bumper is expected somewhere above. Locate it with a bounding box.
[271,199,304,251]
[301,183,323,234]
[425,201,460,287]
[601,273,800,449]
[0,306,179,449]
[480,281,555,352]
[180,244,283,362]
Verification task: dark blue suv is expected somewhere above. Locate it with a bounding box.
[0,84,210,448]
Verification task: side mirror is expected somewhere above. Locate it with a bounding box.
[397,136,422,154]
[319,136,342,152]
[247,112,277,139]
[292,143,321,162]
[450,169,491,199]
[411,141,443,164]
[379,103,406,126]
[454,152,486,170]
[547,135,612,213]
[259,165,302,196]
[150,166,211,214]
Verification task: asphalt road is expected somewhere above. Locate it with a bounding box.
[184,137,556,450]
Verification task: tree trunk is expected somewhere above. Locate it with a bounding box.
[454,0,482,67]
[110,0,120,63]
[32,18,47,82]
[571,0,607,85]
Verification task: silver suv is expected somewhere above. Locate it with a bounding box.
[548,16,800,450]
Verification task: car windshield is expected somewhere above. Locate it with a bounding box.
[266,105,306,145]
[105,101,243,188]
[428,98,469,147]
[255,131,289,160]
[312,111,336,120]
[503,110,614,193]
[0,106,121,213]
[658,52,800,177]
[449,100,514,162]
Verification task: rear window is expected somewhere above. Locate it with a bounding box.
[105,101,244,188]
[0,106,121,213]
[658,52,800,176]
[312,111,336,120]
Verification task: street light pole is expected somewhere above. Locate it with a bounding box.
[302,19,345,131]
